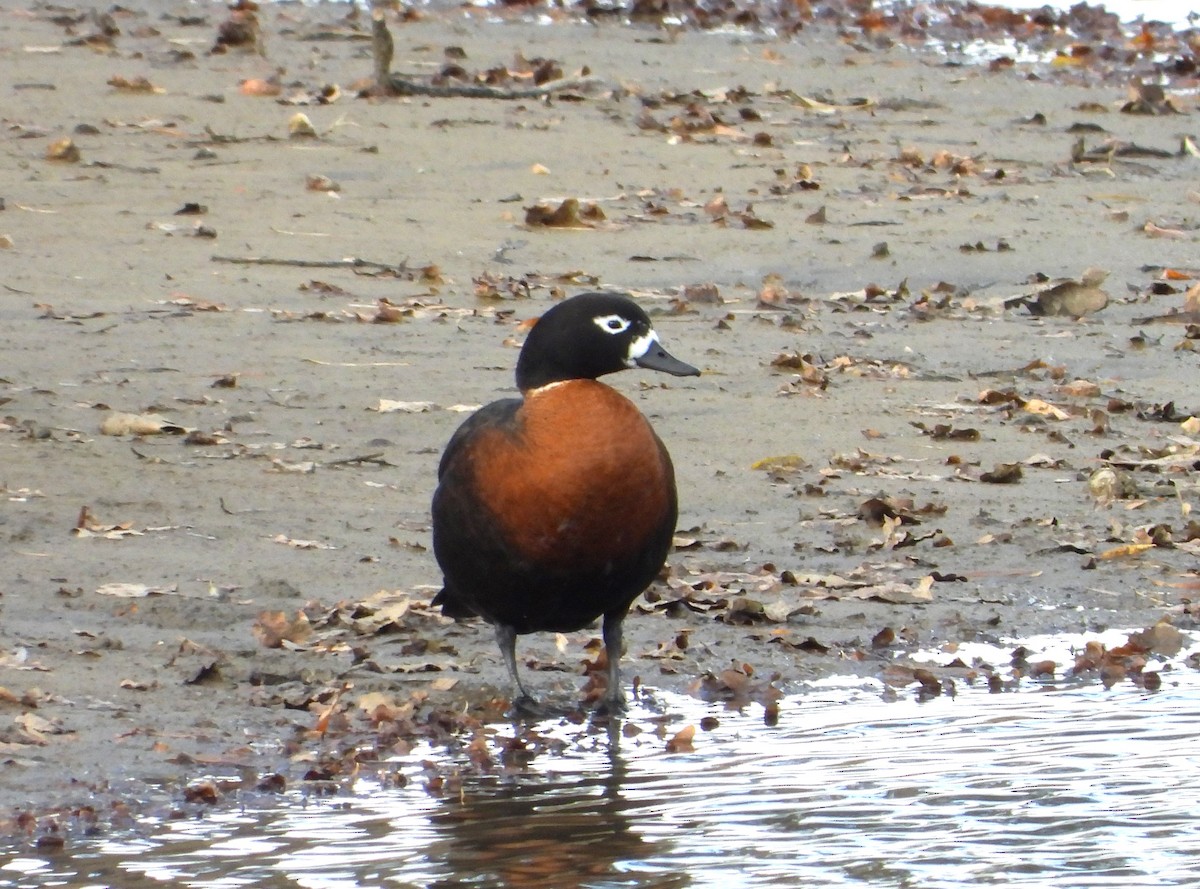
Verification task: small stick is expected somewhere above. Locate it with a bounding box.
[211,255,406,273]
[219,497,266,515]
[371,6,394,94]
[321,452,393,468]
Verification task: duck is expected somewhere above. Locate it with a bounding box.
[431,292,699,713]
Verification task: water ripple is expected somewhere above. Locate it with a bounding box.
[4,637,1199,889]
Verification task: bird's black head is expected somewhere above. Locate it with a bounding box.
[515,292,700,391]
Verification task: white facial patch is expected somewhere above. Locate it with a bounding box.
[625,329,659,367]
[593,313,632,336]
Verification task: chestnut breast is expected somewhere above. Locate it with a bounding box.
[468,379,674,571]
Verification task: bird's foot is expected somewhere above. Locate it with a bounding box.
[509,693,547,719]
[592,690,628,719]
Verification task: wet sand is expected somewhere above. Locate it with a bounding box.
[2,1,1199,832]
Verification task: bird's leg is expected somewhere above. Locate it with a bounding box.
[597,612,628,714]
[495,623,540,715]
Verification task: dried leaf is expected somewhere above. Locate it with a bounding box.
[271,533,334,549]
[1097,543,1155,560]
[100,412,187,436]
[1027,269,1109,317]
[1127,621,1183,657]
[980,463,1023,484]
[524,197,607,230]
[46,138,80,163]
[288,113,318,139]
[119,678,156,691]
[252,610,313,648]
[95,583,171,598]
[750,454,808,472]
[1058,379,1101,397]
[854,576,934,604]
[758,273,790,307]
[1184,282,1200,313]
[1022,398,1070,420]
[762,600,796,622]
[306,174,340,192]
[240,77,281,97]
[665,724,696,753]
[107,75,164,94]
[1087,467,1139,504]
[374,399,436,413]
[73,507,157,540]
[183,781,220,805]
[1142,221,1187,239]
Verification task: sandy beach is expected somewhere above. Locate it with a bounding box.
[2,0,1199,836]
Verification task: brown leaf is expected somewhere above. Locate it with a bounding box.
[703,194,728,219]
[857,497,920,527]
[722,597,766,625]
[1127,621,1183,656]
[45,138,80,163]
[1121,79,1181,115]
[679,282,721,304]
[1029,660,1057,679]
[240,77,281,97]
[306,174,340,192]
[183,781,220,805]
[750,454,808,473]
[1143,221,1187,239]
[214,6,261,54]
[1058,379,1101,397]
[288,113,318,139]
[100,412,188,436]
[119,678,156,691]
[915,422,980,441]
[980,463,1023,484]
[857,576,935,604]
[165,639,222,685]
[373,298,410,323]
[758,273,790,306]
[252,610,313,648]
[665,724,696,753]
[770,352,827,388]
[1022,398,1070,420]
[1097,543,1154,560]
[1184,282,1200,313]
[525,197,607,229]
[107,75,164,94]
[1028,268,1109,317]
[1087,467,1139,504]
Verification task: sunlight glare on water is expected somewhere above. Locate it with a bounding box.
[5,633,1200,889]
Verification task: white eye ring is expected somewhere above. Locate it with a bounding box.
[594,314,631,335]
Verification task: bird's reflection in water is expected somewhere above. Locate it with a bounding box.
[424,718,687,889]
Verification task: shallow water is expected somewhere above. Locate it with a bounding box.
[4,632,1200,889]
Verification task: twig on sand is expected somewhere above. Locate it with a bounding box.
[211,254,408,273]
[369,8,602,99]
[219,497,266,515]
[321,452,394,468]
